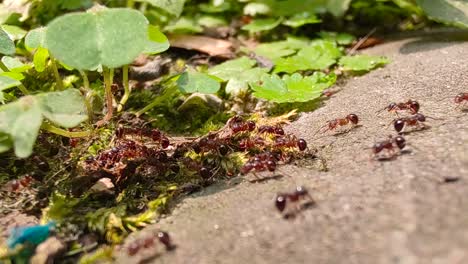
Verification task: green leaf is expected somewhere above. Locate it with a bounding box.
[208,57,256,81]
[253,37,309,60]
[1,25,27,40]
[137,0,186,17]
[250,72,336,103]
[0,28,15,55]
[45,8,149,70]
[197,16,227,27]
[0,90,87,157]
[33,47,50,72]
[318,31,356,45]
[208,57,267,94]
[283,12,321,28]
[25,27,46,50]
[339,55,389,72]
[38,89,88,128]
[177,71,221,94]
[243,3,271,16]
[164,17,203,34]
[274,40,342,73]
[0,74,21,91]
[326,0,352,17]
[1,56,32,73]
[416,0,468,27]
[242,18,283,33]
[0,96,43,157]
[1,71,25,81]
[144,25,170,54]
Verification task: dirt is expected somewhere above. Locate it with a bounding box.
[116,32,468,264]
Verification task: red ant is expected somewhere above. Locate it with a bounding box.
[274,136,307,151]
[318,114,359,134]
[228,116,256,133]
[238,137,265,151]
[257,125,284,135]
[454,92,468,109]
[321,88,340,97]
[275,186,314,218]
[376,99,420,115]
[116,126,170,149]
[240,152,279,175]
[393,113,434,133]
[371,135,406,160]
[126,231,175,256]
[6,175,34,192]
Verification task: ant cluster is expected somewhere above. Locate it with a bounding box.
[125,231,175,257]
[80,114,309,192]
[275,186,315,219]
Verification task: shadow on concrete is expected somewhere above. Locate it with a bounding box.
[399,30,468,55]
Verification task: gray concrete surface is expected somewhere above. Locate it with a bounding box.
[118,34,468,264]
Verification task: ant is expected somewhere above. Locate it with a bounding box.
[241,152,279,175]
[116,126,170,149]
[238,137,265,151]
[275,186,315,218]
[318,114,359,134]
[5,175,34,192]
[228,116,256,134]
[454,92,468,109]
[126,231,175,256]
[274,136,307,151]
[371,135,406,160]
[377,99,420,115]
[393,113,433,133]
[257,125,285,135]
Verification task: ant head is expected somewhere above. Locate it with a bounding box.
[387,102,397,110]
[266,160,276,171]
[394,119,405,132]
[395,136,406,149]
[247,120,256,131]
[275,126,285,135]
[295,186,308,196]
[409,100,420,113]
[347,114,359,124]
[415,113,426,122]
[275,194,287,212]
[218,144,229,156]
[454,93,463,104]
[199,167,211,179]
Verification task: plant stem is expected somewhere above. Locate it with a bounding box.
[79,70,94,122]
[117,65,130,112]
[96,67,114,127]
[140,2,148,12]
[0,59,9,72]
[0,58,30,95]
[50,56,64,90]
[127,0,135,8]
[42,123,92,138]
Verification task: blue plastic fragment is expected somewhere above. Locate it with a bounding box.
[7,222,55,249]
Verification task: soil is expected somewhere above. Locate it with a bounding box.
[117,32,468,264]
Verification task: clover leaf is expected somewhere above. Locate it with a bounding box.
[274,40,342,73]
[339,55,389,72]
[208,57,268,95]
[250,72,336,103]
[45,8,149,70]
[177,71,221,94]
[0,89,87,157]
[144,25,170,54]
[137,0,186,17]
[0,28,15,55]
[242,18,283,33]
